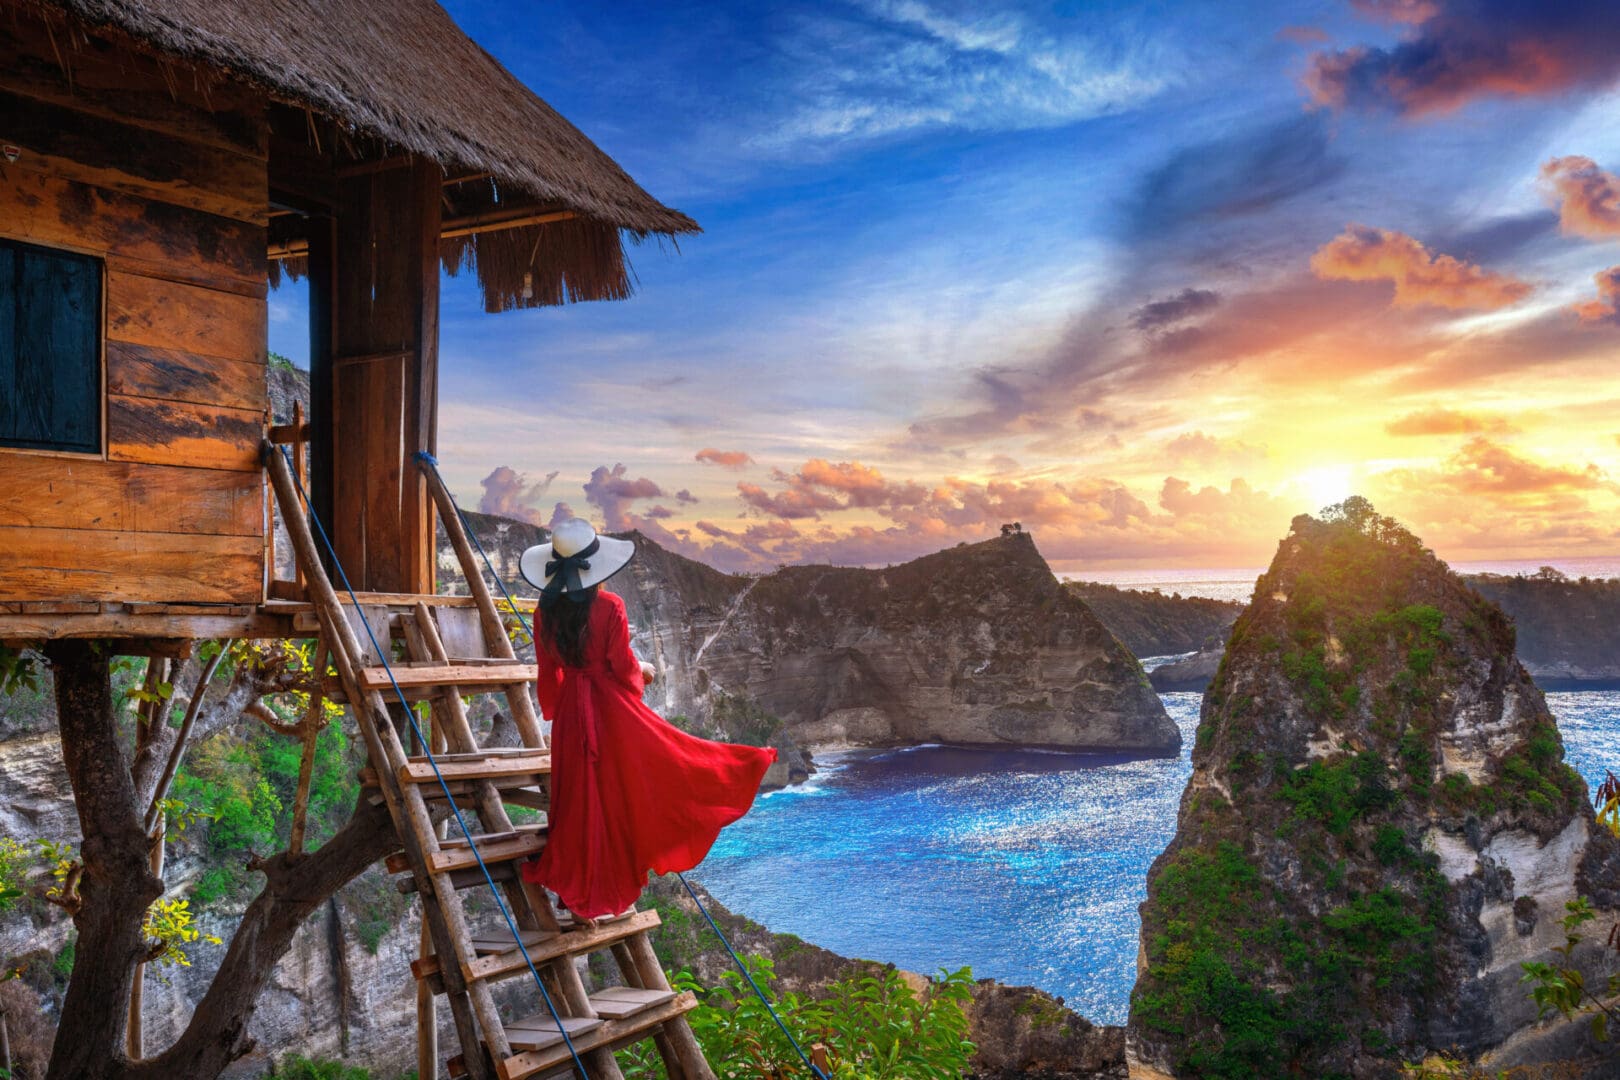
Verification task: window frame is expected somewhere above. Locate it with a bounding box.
[0,233,108,460]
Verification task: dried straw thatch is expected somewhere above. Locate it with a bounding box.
[34,0,698,307]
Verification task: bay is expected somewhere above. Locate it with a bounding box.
[696,690,1620,1026]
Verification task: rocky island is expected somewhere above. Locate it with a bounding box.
[1128,501,1620,1077]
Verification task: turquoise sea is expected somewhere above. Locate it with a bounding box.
[695,689,1620,1026]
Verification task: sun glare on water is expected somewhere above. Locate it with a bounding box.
[1295,464,1354,512]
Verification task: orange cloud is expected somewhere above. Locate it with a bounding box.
[695,448,755,469]
[1309,225,1532,310]
[1443,437,1615,497]
[1540,156,1620,239]
[737,481,841,519]
[1572,266,1620,325]
[1384,407,1518,437]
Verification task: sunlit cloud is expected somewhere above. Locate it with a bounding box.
[695,448,756,470]
[1384,407,1519,437]
[1571,266,1620,325]
[1309,224,1533,310]
[1540,156,1620,239]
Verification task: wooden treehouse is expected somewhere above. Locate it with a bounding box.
[0,2,712,1078]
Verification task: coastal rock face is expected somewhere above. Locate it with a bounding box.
[678,533,1178,752]
[1467,573,1620,686]
[447,518,1178,755]
[1065,582,1241,660]
[1127,504,1620,1078]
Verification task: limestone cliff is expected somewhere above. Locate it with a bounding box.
[1065,582,1241,660]
[1127,503,1620,1078]
[1467,573,1620,687]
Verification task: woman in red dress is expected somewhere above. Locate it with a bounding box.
[517,518,776,921]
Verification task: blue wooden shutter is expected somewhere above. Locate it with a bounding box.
[0,238,102,454]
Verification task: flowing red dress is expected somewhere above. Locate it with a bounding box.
[521,589,776,918]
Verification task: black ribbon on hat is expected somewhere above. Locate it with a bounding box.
[540,537,600,606]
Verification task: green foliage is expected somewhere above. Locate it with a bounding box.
[142,897,222,969]
[1520,897,1620,1044]
[709,691,782,748]
[262,1056,373,1079]
[192,866,240,906]
[1279,752,1394,835]
[173,711,358,876]
[623,956,973,1080]
[0,644,41,697]
[0,837,29,912]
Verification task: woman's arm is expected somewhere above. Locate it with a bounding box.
[602,594,646,696]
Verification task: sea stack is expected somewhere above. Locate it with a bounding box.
[1127,499,1620,1077]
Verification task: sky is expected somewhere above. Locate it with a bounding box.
[270,0,1620,575]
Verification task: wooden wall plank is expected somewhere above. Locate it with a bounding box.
[0,20,268,157]
[107,395,262,472]
[0,455,262,536]
[0,526,261,604]
[0,88,267,224]
[0,170,265,290]
[106,271,266,363]
[107,342,266,413]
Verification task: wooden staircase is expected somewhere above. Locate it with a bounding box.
[264,441,716,1080]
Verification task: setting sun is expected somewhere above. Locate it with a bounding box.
[1294,464,1355,513]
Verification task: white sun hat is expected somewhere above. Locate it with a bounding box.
[519,518,635,600]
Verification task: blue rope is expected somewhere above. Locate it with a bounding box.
[276,446,589,1080]
[414,451,830,1080]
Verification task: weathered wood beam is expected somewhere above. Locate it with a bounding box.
[268,205,578,259]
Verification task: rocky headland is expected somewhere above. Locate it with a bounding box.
[1127,504,1620,1078]
[1467,571,1620,687]
[448,518,1180,756]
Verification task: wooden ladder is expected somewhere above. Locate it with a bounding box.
[264,442,717,1080]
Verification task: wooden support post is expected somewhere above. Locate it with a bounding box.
[626,933,717,1080]
[328,159,440,593]
[288,643,328,856]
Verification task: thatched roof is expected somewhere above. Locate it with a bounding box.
[34,0,698,307]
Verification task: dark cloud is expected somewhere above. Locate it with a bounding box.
[477,466,559,526]
[581,464,664,531]
[675,488,700,504]
[1130,288,1222,332]
[643,505,677,519]
[1306,0,1620,116]
[1430,210,1559,264]
[1129,114,1346,236]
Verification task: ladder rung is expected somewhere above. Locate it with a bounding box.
[394,859,519,895]
[413,911,660,988]
[442,823,546,850]
[411,927,558,982]
[398,752,551,785]
[495,990,700,1080]
[356,662,538,691]
[384,830,545,875]
[588,986,676,1020]
[504,1013,603,1051]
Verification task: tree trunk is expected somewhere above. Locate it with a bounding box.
[44,640,164,1080]
[40,640,408,1080]
[122,795,398,1080]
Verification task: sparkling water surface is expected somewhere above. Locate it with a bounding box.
[696,690,1620,1026]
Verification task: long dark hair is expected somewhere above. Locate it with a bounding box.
[539,585,598,668]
